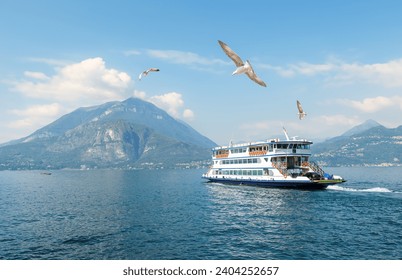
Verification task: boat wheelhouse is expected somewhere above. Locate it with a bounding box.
[202,134,345,190]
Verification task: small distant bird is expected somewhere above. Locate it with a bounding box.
[218,40,267,87]
[297,100,307,120]
[138,68,160,80]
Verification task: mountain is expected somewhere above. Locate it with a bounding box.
[0,98,216,170]
[311,121,402,166]
[341,119,382,137]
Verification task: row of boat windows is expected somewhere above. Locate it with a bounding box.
[218,158,264,164]
[214,144,310,155]
[216,156,310,165]
[213,169,274,176]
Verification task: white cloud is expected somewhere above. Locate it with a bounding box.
[132,89,147,99]
[316,114,361,127]
[133,91,195,121]
[291,63,335,76]
[24,71,50,80]
[143,49,227,66]
[270,58,402,88]
[124,50,141,56]
[336,59,402,87]
[339,95,402,112]
[182,109,194,121]
[149,92,184,118]
[14,57,131,104]
[8,103,63,129]
[27,57,72,66]
[10,103,62,118]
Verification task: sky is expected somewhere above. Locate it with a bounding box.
[1,0,402,145]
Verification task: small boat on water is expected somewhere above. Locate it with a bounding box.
[40,172,52,175]
[202,130,346,190]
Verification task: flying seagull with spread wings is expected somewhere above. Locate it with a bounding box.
[138,68,160,80]
[297,100,307,120]
[218,40,267,87]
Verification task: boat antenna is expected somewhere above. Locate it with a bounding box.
[282,126,290,140]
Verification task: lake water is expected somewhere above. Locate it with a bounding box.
[0,167,401,260]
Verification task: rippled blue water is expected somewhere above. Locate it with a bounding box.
[0,167,401,260]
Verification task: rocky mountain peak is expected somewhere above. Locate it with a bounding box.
[0,98,216,169]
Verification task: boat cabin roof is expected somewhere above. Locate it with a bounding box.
[212,138,313,151]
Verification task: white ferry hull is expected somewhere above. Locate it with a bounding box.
[202,175,344,190]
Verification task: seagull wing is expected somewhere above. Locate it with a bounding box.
[218,40,244,67]
[138,71,146,80]
[148,68,160,72]
[246,71,267,87]
[244,60,267,87]
[296,100,304,113]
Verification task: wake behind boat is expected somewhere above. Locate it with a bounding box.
[202,130,346,190]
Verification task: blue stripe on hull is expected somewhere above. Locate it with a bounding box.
[205,178,328,190]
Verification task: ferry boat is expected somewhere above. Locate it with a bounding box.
[202,130,346,190]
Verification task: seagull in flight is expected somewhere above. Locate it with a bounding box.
[138,68,160,80]
[297,100,307,120]
[218,40,267,87]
